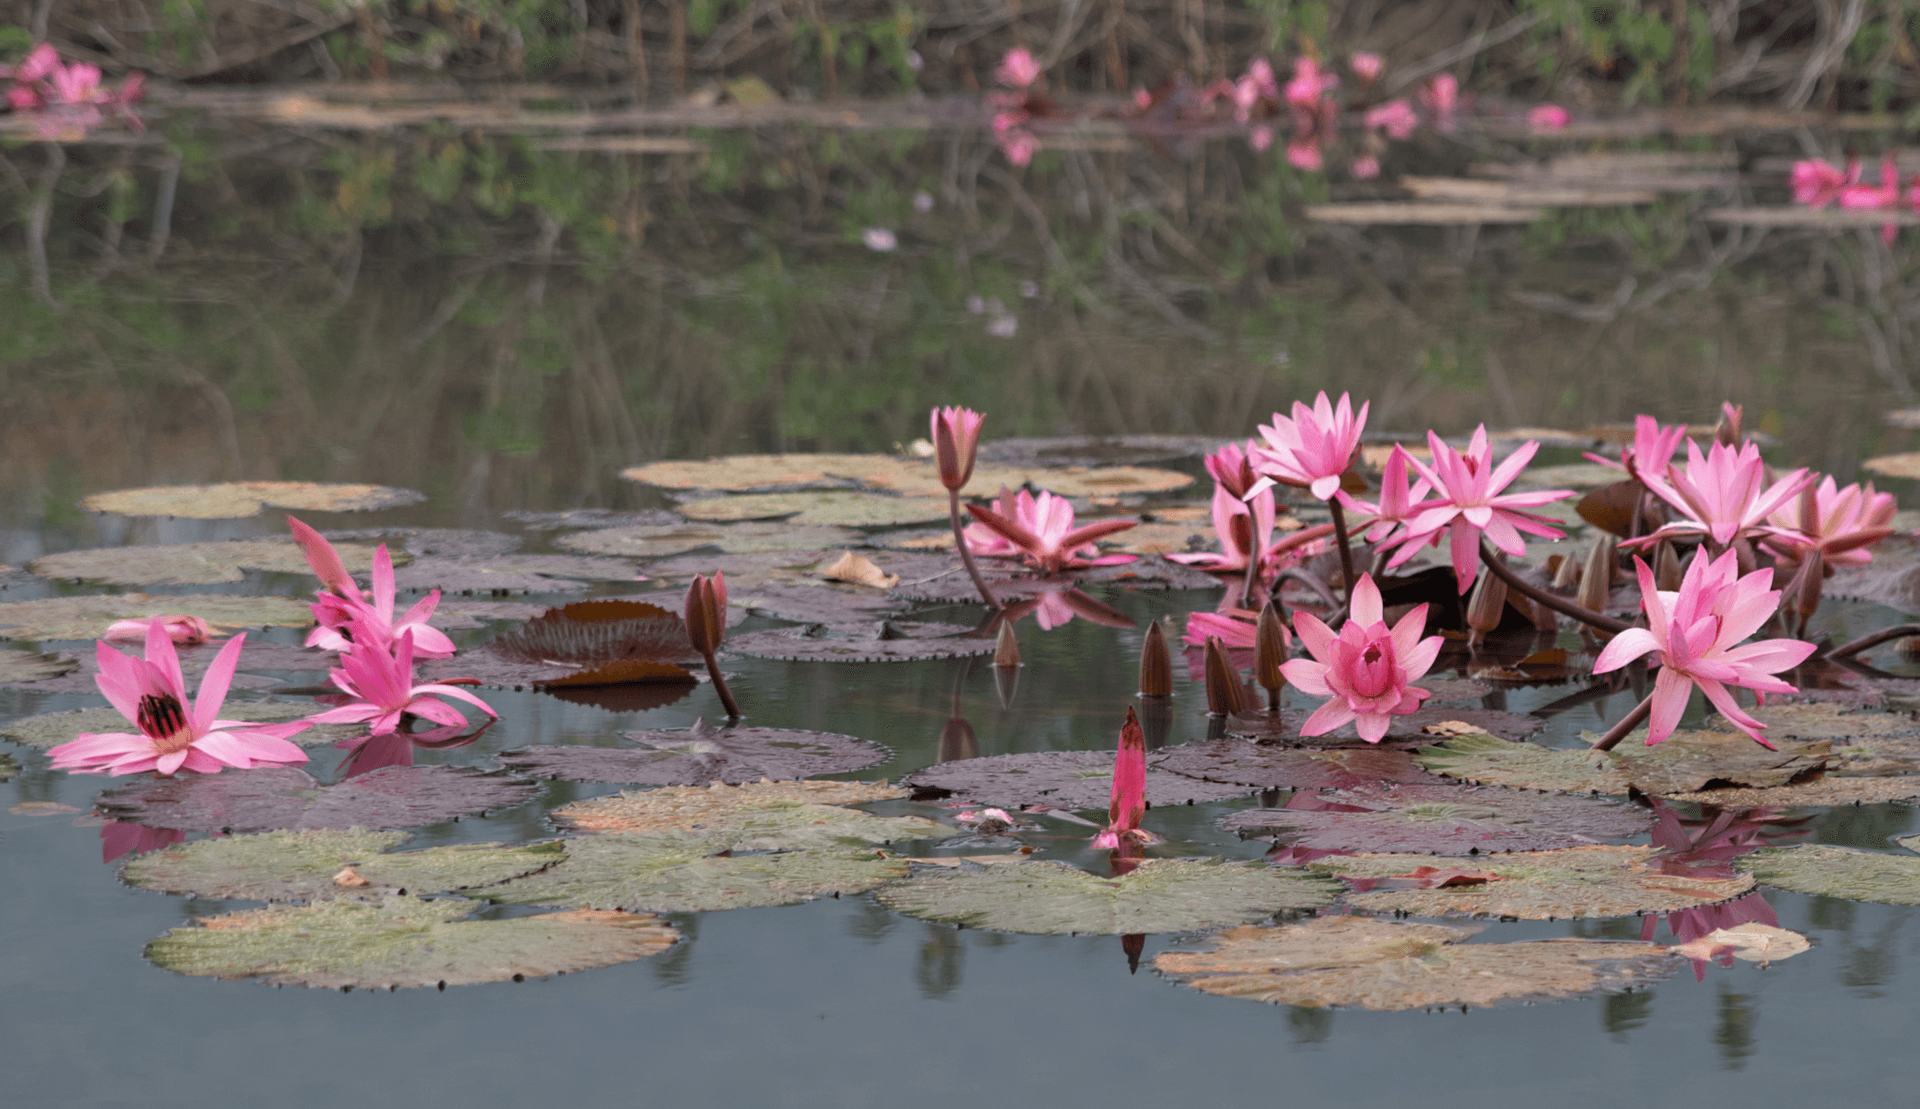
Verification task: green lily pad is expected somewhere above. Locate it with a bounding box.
[0,593,318,642]
[902,750,1247,810]
[146,896,676,988]
[1662,776,1920,808]
[1715,702,1920,741]
[28,538,389,587]
[96,766,541,833]
[622,454,897,492]
[122,829,566,902]
[1222,783,1650,854]
[1739,843,1920,904]
[0,648,80,683]
[1155,916,1676,1010]
[623,452,1193,499]
[875,857,1340,935]
[555,523,858,558]
[677,491,953,527]
[1320,845,1755,919]
[1417,728,1831,796]
[1415,733,1631,793]
[2,701,348,750]
[82,482,426,520]
[548,789,940,850]
[489,831,913,912]
[549,779,910,834]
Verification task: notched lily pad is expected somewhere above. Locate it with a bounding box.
[902,750,1248,809]
[391,554,641,594]
[1320,845,1754,919]
[876,857,1340,935]
[1152,739,1440,790]
[95,765,541,833]
[146,896,676,988]
[677,491,952,527]
[499,720,889,786]
[726,625,997,662]
[549,779,909,834]
[1222,783,1651,855]
[82,482,425,520]
[730,581,905,626]
[3,701,348,750]
[1155,916,1675,1010]
[122,828,565,902]
[1230,707,1544,745]
[556,523,857,558]
[1740,843,1920,905]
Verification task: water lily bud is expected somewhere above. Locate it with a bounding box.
[1715,402,1744,448]
[931,406,985,492]
[1577,535,1616,613]
[1139,620,1172,697]
[1654,540,1683,592]
[938,716,979,763]
[1466,566,1507,637]
[1204,636,1248,716]
[1550,552,1579,590]
[993,619,1021,667]
[684,573,727,654]
[1254,601,1289,701]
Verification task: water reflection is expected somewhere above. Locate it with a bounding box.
[1601,988,1656,1043]
[914,923,965,1000]
[1714,986,1758,1071]
[336,719,492,778]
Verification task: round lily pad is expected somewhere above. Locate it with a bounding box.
[1154,916,1676,1010]
[1863,452,1920,481]
[548,795,939,851]
[1828,735,1920,777]
[423,599,699,690]
[875,857,1340,935]
[0,648,79,683]
[1221,783,1651,855]
[902,750,1249,810]
[623,454,893,492]
[499,721,889,786]
[548,779,909,834]
[29,538,389,588]
[557,524,860,560]
[1609,729,1830,794]
[324,528,522,558]
[391,554,641,594]
[489,830,913,912]
[1740,843,1920,905]
[3,701,349,750]
[677,491,952,527]
[94,765,541,833]
[1715,702,1920,741]
[1152,739,1440,790]
[122,828,566,901]
[1320,845,1755,919]
[726,625,997,662]
[146,896,676,988]
[435,601,553,628]
[624,453,1194,499]
[0,593,320,643]
[506,509,683,531]
[82,482,425,520]
[1230,706,1545,745]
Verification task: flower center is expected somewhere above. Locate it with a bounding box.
[135,693,194,756]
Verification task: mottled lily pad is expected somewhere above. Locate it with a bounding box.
[95,765,541,833]
[3,701,349,750]
[1417,732,1632,793]
[677,491,952,527]
[624,453,1193,499]
[875,857,1340,935]
[0,648,80,683]
[146,896,676,988]
[1152,739,1440,790]
[391,554,641,594]
[82,482,425,520]
[548,796,938,851]
[506,508,682,531]
[1662,776,1920,807]
[122,828,566,902]
[726,625,997,662]
[2,640,331,694]
[1229,707,1544,745]
[976,435,1222,469]
[1221,783,1651,855]
[549,779,909,834]
[902,750,1248,810]
[324,528,523,559]
[29,538,389,588]
[1418,729,1832,796]
[489,830,913,912]
[499,721,889,786]
[1714,702,1920,741]
[556,523,857,558]
[729,581,905,625]
[1319,845,1755,919]
[623,454,894,492]
[1155,916,1675,1010]
[1739,843,1920,905]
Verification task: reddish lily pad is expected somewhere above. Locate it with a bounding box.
[122,828,566,902]
[725,624,997,662]
[1151,739,1441,790]
[27,538,388,587]
[1221,782,1652,855]
[497,720,889,785]
[901,750,1248,810]
[1318,845,1755,919]
[81,482,424,520]
[1228,706,1545,745]
[422,599,700,690]
[390,554,642,594]
[94,765,541,833]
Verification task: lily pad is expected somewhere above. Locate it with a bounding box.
[1320,845,1755,919]
[1152,739,1441,790]
[0,593,317,643]
[82,482,425,520]
[1714,702,1920,741]
[1863,453,1920,481]
[391,554,641,594]
[1419,729,1832,796]
[1154,916,1675,1010]
[1229,707,1545,745]
[623,453,1193,499]
[489,830,913,912]
[556,523,858,558]
[0,648,80,683]
[975,435,1222,469]
[623,454,894,492]
[435,601,554,628]
[28,539,388,588]
[730,581,905,625]
[1221,783,1651,855]
[146,896,676,988]
[1417,732,1632,793]
[725,625,997,662]
[3,701,349,750]
[422,599,699,690]
[875,857,1340,935]
[2,639,333,694]
[549,779,909,834]
[94,765,541,833]
[324,528,523,558]
[1739,843,1920,904]
[1662,776,1920,807]
[122,828,566,902]
[499,721,889,786]
[506,508,682,531]
[903,750,1249,809]
[677,491,952,527]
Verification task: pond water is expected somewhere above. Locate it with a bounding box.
[8,109,1920,1108]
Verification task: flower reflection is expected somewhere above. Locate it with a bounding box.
[1642,799,1811,980]
[335,717,491,779]
[1000,586,1135,631]
[99,821,185,864]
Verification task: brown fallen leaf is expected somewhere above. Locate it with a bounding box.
[332,866,373,888]
[1669,923,1810,965]
[1421,721,1497,739]
[820,551,900,589]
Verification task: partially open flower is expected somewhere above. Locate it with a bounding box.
[104,614,212,645]
[1093,707,1154,849]
[931,406,985,491]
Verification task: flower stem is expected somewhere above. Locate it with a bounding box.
[950,490,1001,610]
[702,648,741,720]
[1476,538,1633,635]
[1590,693,1653,751]
[1825,623,1920,660]
[1328,497,1358,598]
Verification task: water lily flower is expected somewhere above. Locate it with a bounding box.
[1419,72,1460,129]
[1351,155,1381,179]
[1250,391,1368,501]
[996,47,1042,90]
[685,571,742,717]
[1338,444,1431,542]
[1279,572,1442,743]
[1791,158,1856,207]
[1528,104,1570,132]
[104,614,212,645]
[1583,413,1687,484]
[1283,57,1338,111]
[931,406,985,491]
[1632,439,1813,551]
[1591,551,1816,747]
[1350,52,1384,83]
[289,516,456,658]
[1387,428,1573,593]
[861,227,898,253]
[1093,707,1155,849]
[1364,99,1418,140]
[308,627,497,736]
[48,623,310,776]
[963,487,1136,574]
[1004,586,1134,630]
[1285,137,1324,171]
[99,821,186,864]
[1764,474,1897,570]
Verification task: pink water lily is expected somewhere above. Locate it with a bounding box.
[48,623,310,776]
[1528,104,1571,132]
[104,614,212,645]
[1633,439,1813,551]
[1093,707,1154,850]
[1250,391,1368,501]
[1764,475,1898,570]
[1584,414,1687,484]
[1364,99,1418,140]
[963,487,1136,574]
[1350,52,1384,83]
[1280,573,1443,743]
[1791,158,1856,207]
[308,627,496,736]
[931,406,985,490]
[1338,444,1431,542]
[996,47,1041,89]
[289,516,455,658]
[1387,428,1573,593]
[1592,551,1816,747]
[1182,607,1259,650]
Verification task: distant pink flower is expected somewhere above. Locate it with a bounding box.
[1339,444,1432,542]
[1592,551,1816,747]
[1093,708,1153,849]
[1280,573,1442,743]
[14,43,60,83]
[1764,475,1897,569]
[1791,159,1856,208]
[289,516,455,658]
[1633,439,1814,550]
[1133,87,1153,110]
[48,623,310,776]
[1350,53,1384,83]
[996,124,1038,166]
[1284,57,1338,111]
[1285,136,1322,170]
[1528,104,1570,132]
[1365,99,1418,140]
[1250,390,1368,501]
[963,487,1137,574]
[862,227,897,252]
[1837,157,1901,210]
[1388,428,1573,593]
[1420,73,1460,118]
[1584,414,1687,484]
[1351,155,1381,179]
[996,47,1042,90]
[104,614,212,645]
[1246,58,1279,99]
[308,628,497,736]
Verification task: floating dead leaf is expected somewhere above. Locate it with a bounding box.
[1319,845,1754,919]
[95,765,541,833]
[549,779,909,834]
[820,551,900,589]
[28,538,387,587]
[498,721,889,786]
[122,828,565,901]
[677,490,952,527]
[1741,843,1920,905]
[903,750,1248,810]
[1154,916,1675,1010]
[391,553,640,594]
[1222,782,1650,855]
[1669,923,1809,965]
[725,624,996,662]
[2,701,350,750]
[422,598,699,691]
[81,481,424,520]
[875,857,1339,935]
[146,896,676,988]
[1150,739,1439,790]
[555,523,858,558]
[1229,706,1543,746]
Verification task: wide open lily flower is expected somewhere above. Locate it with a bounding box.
[1764,475,1897,570]
[963,487,1136,574]
[1633,439,1814,551]
[1280,573,1443,743]
[1250,391,1367,501]
[309,627,497,736]
[1584,414,1687,484]
[1388,428,1573,593]
[1591,551,1816,748]
[49,623,310,776]
[289,516,455,658]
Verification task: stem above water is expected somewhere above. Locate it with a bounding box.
[1590,693,1653,751]
[1328,496,1358,598]
[1476,538,1633,635]
[950,490,1001,610]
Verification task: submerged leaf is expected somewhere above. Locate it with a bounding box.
[549,779,909,834]
[499,722,889,785]
[4,701,350,750]
[0,593,319,642]
[82,482,424,520]
[1320,846,1754,919]
[902,750,1248,809]
[95,766,541,833]
[122,828,565,902]
[146,896,675,988]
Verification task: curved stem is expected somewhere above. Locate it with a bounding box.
[1328,497,1358,598]
[702,647,741,720]
[1825,622,1920,660]
[1239,543,1263,610]
[1477,538,1633,635]
[1277,567,1340,611]
[1590,693,1653,751]
[950,490,1001,610]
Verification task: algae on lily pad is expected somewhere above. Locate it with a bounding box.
[29,538,388,587]
[1713,702,1920,741]
[677,491,952,527]
[901,750,1248,810]
[146,895,675,988]
[1415,729,1828,796]
[499,720,889,786]
[875,857,1340,935]
[1662,776,1920,808]
[549,779,909,834]
[95,765,541,833]
[1320,845,1754,919]
[547,788,941,850]
[122,828,566,902]
[1230,706,1544,745]
[1740,843,1920,905]
[0,593,317,642]
[3,701,349,750]
[82,481,425,520]
[1154,916,1675,1010]
[1416,732,1627,792]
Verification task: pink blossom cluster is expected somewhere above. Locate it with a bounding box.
[3,43,142,141]
[1791,156,1920,243]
